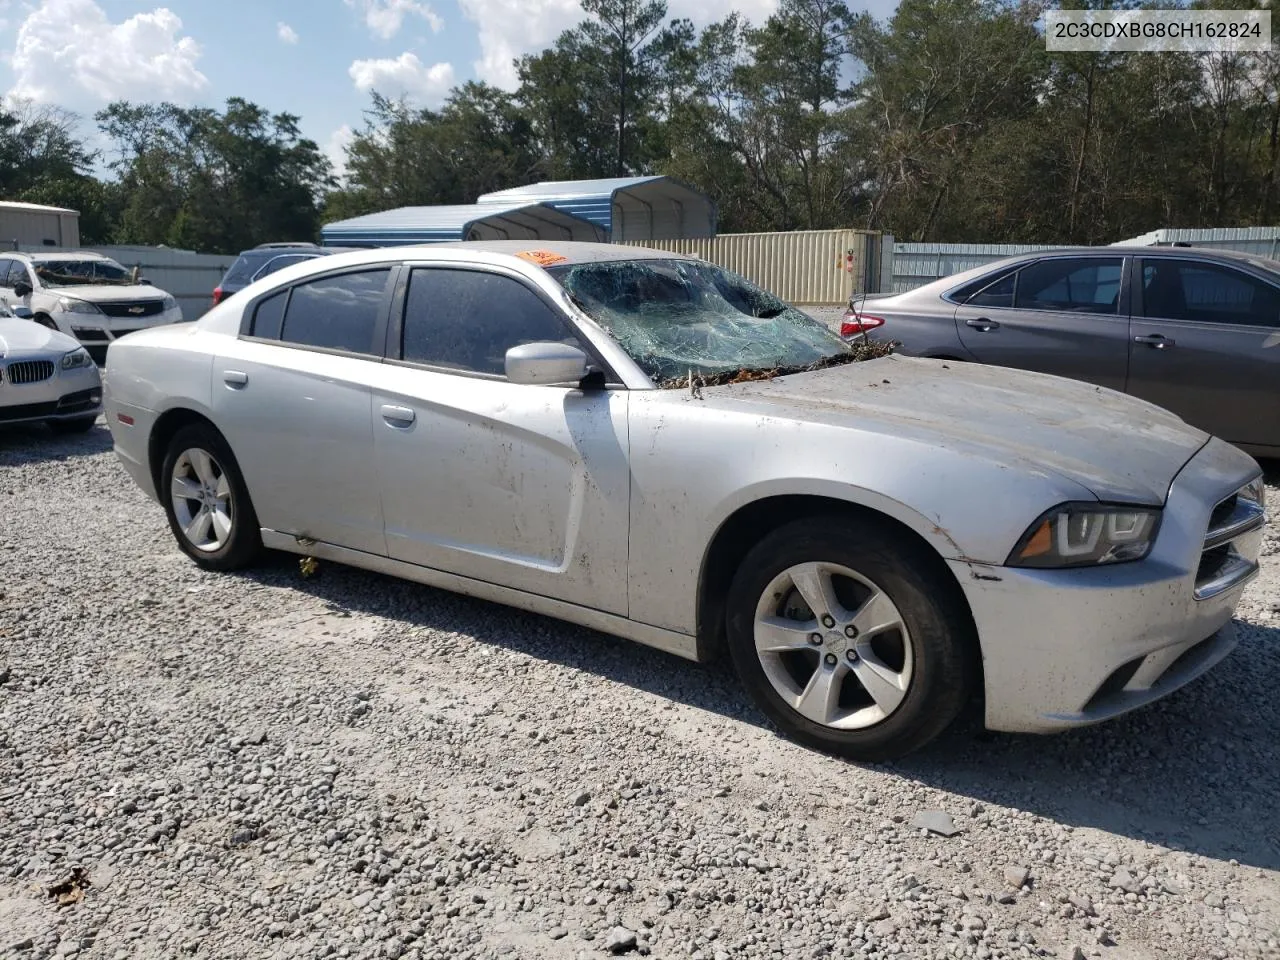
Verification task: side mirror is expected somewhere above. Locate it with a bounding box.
[12,305,33,319]
[505,341,591,386]
[13,281,32,298]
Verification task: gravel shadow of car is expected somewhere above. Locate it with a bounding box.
[237,552,1280,873]
[0,419,113,466]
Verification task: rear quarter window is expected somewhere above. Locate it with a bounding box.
[222,255,262,286]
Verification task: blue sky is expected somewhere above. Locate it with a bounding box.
[0,0,897,177]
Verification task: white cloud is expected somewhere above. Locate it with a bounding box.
[458,0,780,90]
[325,124,355,182]
[345,0,443,40]
[277,22,299,45]
[5,0,207,106]
[349,53,455,106]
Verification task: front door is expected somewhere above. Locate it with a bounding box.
[1128,256,1280,451]
[372,264,631,614]
[954,255,1130,391]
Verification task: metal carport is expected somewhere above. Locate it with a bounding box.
[476,177,716,242]
[321,202,606,247]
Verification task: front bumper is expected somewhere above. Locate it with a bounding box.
[958,437,1265,734]
[0,364,103,425]
[66,308,184,360]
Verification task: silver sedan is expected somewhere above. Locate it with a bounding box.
[104,242,1267,760]
[0,302,102,432]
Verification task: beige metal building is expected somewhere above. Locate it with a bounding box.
[0,201,81,249]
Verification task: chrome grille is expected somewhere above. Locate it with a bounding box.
[1195,484,1265,600]
[4,359,56,384]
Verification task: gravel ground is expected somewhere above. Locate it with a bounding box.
[1,421,1277,960]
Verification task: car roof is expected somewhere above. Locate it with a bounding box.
[429,239,696,265]
[899,244,1280,299]
[4,251,114,262]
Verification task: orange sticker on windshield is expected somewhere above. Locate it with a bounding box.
[515,249,568,267]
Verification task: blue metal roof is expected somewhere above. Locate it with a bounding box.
[321,201,605,247]
[476,177,716,241]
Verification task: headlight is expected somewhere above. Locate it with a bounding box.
[61,347,93,369]
[1007,503,1162,568]
[1239,476,1266,511]
[162,295,178,311]
[57,297,102,315]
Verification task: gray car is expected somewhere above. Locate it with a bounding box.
[856,246,1280,457]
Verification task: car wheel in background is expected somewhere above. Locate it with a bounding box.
[725,515,977,761]
[161,424,263,571]
[49,416,98,434]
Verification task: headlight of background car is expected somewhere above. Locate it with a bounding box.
[61,347,93,369]
[1007,504,1161,568]
[162,295,178,311]
[1239,476,1266,512]
[57,297,102,315]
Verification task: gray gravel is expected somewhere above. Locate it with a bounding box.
[1,419,1278,960]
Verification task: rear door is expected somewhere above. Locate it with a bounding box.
[211,266,395,555]
[954,255,1130,390]
[1128,256,1280,451]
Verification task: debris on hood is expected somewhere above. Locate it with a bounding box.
[657,338,894,390]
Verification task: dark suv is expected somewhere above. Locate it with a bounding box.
[213,243,341,305]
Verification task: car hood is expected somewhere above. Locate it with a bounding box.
[0,318,77,356]
[44,285,168,303]
[710,355,1209,505]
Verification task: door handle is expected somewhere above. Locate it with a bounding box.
[222,370,248,387]
[1134,334,1175,349]
[380,404,416,426]
[965,318,1000,331]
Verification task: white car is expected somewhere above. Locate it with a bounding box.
[0,251,183,359]
[0,301,102,432]
[103,242,1265,760]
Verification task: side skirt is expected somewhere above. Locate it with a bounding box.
[260,529,702,663]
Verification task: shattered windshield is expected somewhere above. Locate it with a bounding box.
[548,258,858,385]
[33,258,133,288]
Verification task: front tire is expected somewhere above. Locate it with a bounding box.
[160,424,262,571]
[725,515,976,761]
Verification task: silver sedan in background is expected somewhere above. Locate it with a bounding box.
[104,241,1266,760]
[852,246,1280,457]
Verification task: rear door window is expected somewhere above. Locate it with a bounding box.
[250,290,289,339]
[279,269,391,353]
[965,272,1015,308]
[1014,258,1123,314]
[1142,259,1280,328]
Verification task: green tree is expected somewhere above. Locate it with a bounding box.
[97,98,333,254]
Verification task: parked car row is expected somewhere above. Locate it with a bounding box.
[101,240,1266,761]
[845,246,1280,456]
[0,250,183,362]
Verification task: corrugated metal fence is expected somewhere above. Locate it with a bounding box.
[888,242,1059,293]
[1114,226,1280,258]
[13,243,230,320]
[626,229,881,304]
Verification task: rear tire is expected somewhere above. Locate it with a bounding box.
[49,416,98,434]
[725,515,976,761]
[160,424,262,571]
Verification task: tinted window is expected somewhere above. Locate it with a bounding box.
[967,272,1015,308]
[1142,259,1280,328]
[222,254,262,286]
[280,269,390,353]
[1014,258,1122,314]
[251,290,289,339]
[0,260,15,288]
[402,269,583,376]
[255,254,315,281]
